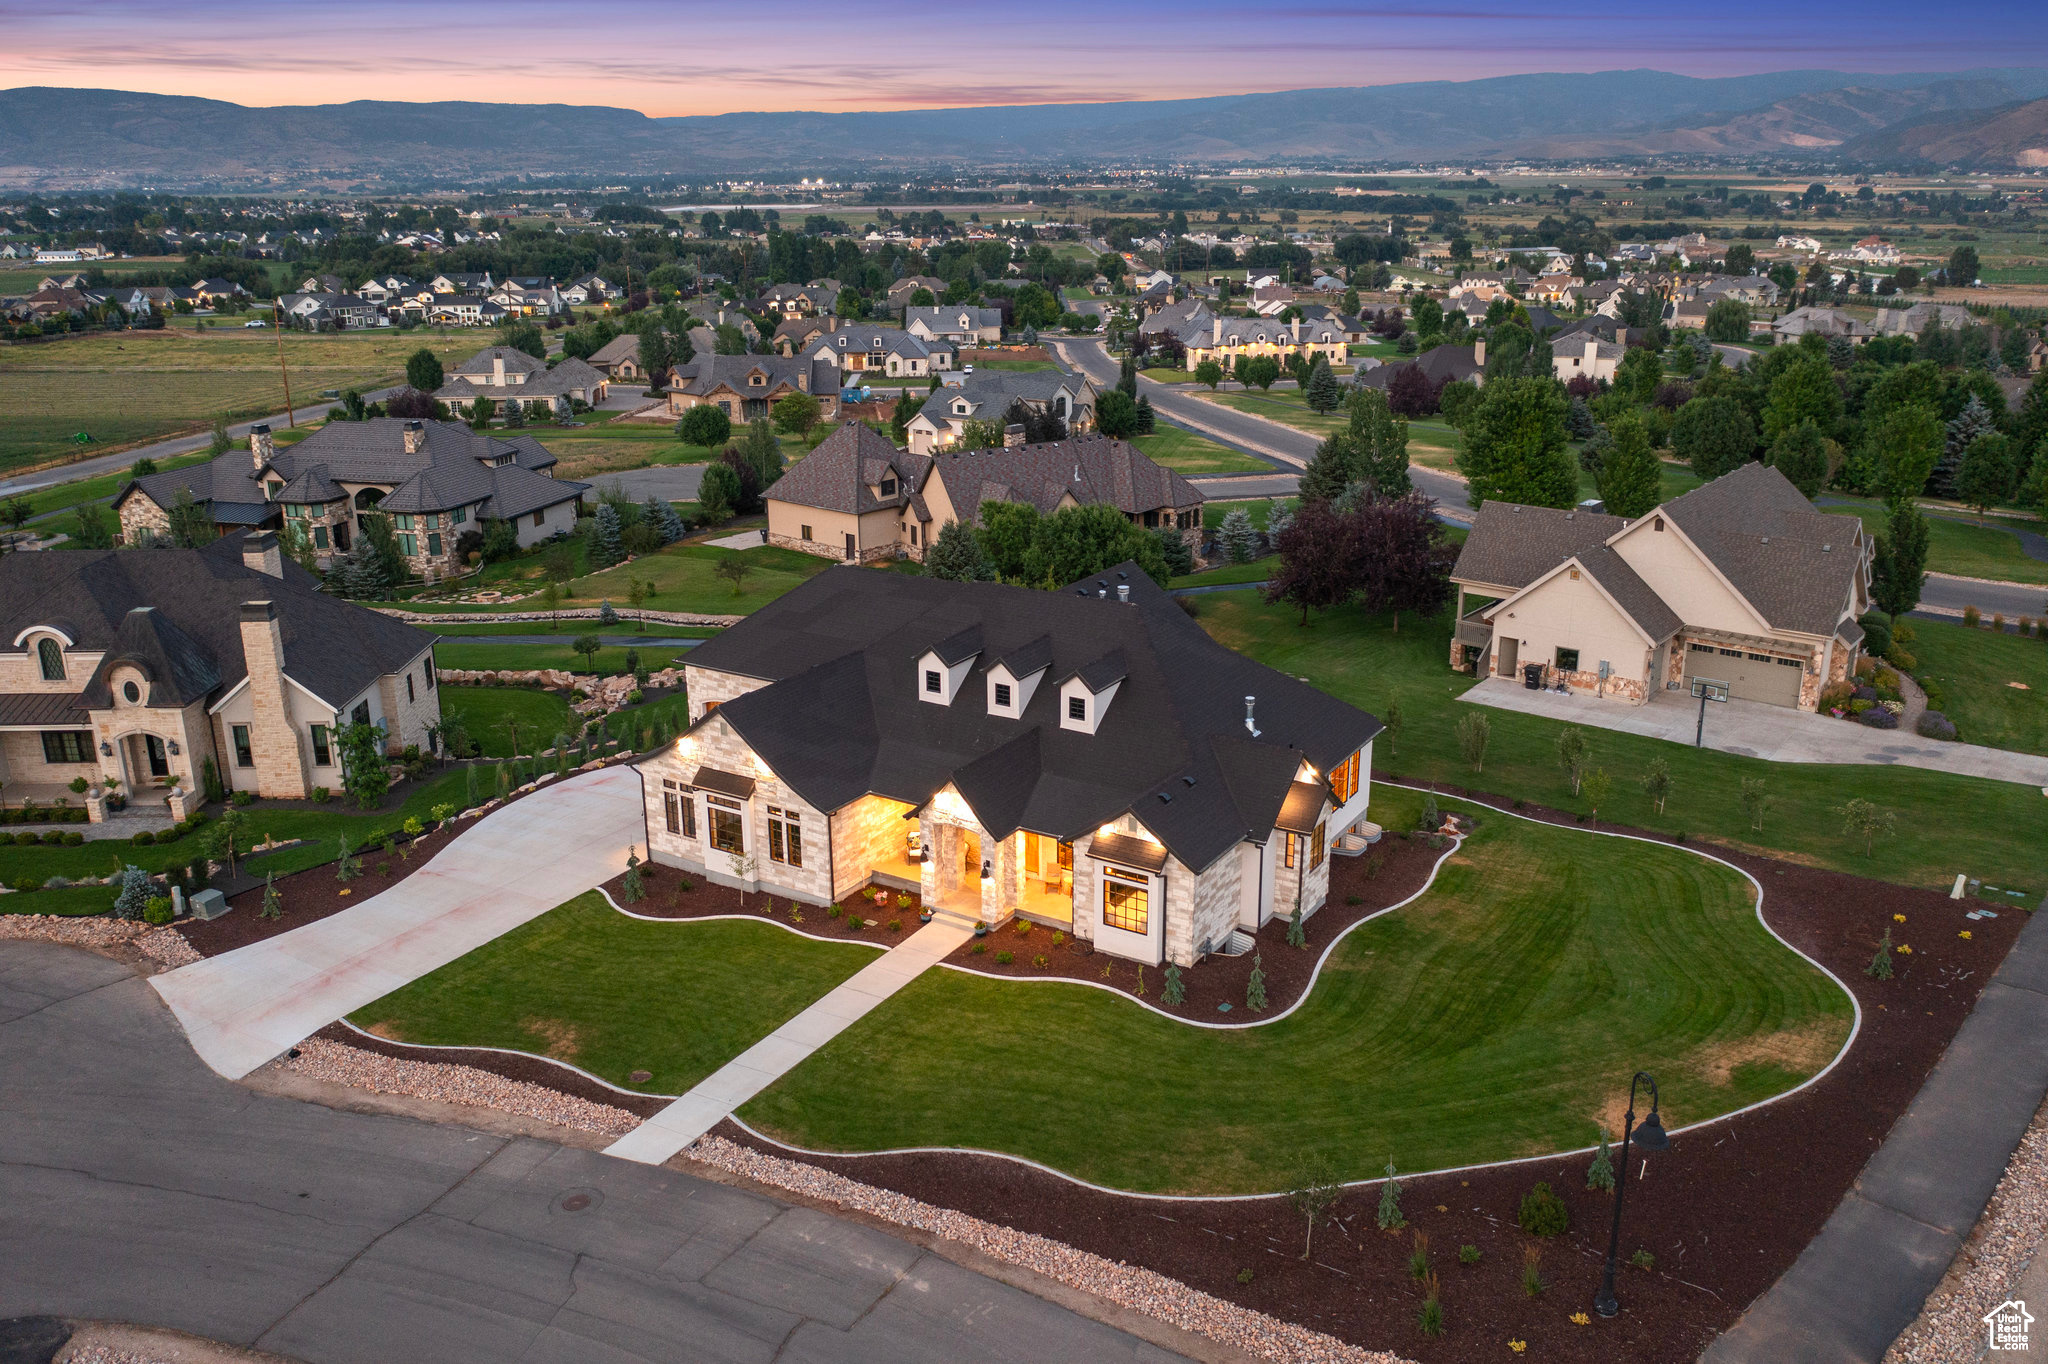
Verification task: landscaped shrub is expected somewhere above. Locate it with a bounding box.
[1517,1182,1570,1237]
[68,776,90,794]
[994,949,1014,965]
[1847,698,1873,714]
[62,832,82,846]
[1858,615,1892,658]
[1819,680,1855,711]
[41,831,63,846]
[10,875,40,892]
[1964,606,1982,629]
[1887,646,1918,672]
[827,903,841,918]
[1457,1244,1482,1266]
[970,941,986,955]
[1032,953,1050,968]
[1917,711,1958,740]
[131,830,154,846]
[887,919,902,933]
[110,865,152,920]
[1858,708,1900,729]
[231,789,255,807]
[143,896,174,926]
[312,786,330,802]
[1521,1245,1546,1297]
[1630,1249,1656,1271]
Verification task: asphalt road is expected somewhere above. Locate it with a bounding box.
[0,941,1183,1364]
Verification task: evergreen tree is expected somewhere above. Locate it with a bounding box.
[504,397,526,428]
[405,348,444,393]
[697,461,741,523]
[111,865,152,920]
[589,504,625,570]
[1459,376,1577,508]
[924,519,996,581]
[1871,498,1930,620]
[1246,954,1267,1011]
[1867,925,1896,980]
[1264,497,1295,544]
[1937,394,1998,497]
[334,536,389,599]
[1117,353,1137,398]
[1671,394,1757,480]
[653,497,686,543]
[1161,964,1185,1006]
[1286,904,1306,948]
[1303,356,1342,414]
[1150,525,1194,578]
[1769,419,1831,500]
[1587,1129,1616,1192]
[1219,508,1260,563]
[741,419,784,488]
[1594,409,1662,517]
[1377,1159,1405,1231]
[1134,392,1156,434]
[259,872,282,920]
[1954,433,2016,515]
[1300,432,1356,505]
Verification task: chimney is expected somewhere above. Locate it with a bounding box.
[237,601,308,799]
[1474,338,1487,368]
[242,529,283,578]
[1291,317,1301,342]
[249,423,274,471]
[492,354,505,385]
[1116,583,1130,603]
[1212,316,1223,345]
[1585,338,1600,365]
[1244,695,1261,738]
[1003,423,1026,448]
[402,419,425,455]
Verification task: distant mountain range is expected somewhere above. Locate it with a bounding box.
[3,68,2048,189]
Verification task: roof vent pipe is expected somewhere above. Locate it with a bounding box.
[1098,588,1108,598]
[1244,695,1261,738]
[1117,584,1130,603]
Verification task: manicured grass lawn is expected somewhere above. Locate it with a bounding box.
[1909,618,2048,756]
[0,765,478,914]
[436,640,703,675]
[1131,426,1269,475]
[1139,368,1199,384]
[965,359,1057,373]
[350,891,881,1095]
[1173,555,1277,588]
[437,687,577,756]
[743,786,1854,1194]
[571,543,833,616]
[1834,502,2048,587]
[423,622,716,640]
[0,330,484,473]
[1198,592,2046,891]
[1209,389,1348,439]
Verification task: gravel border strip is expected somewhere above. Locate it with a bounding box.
[280,1037,640,1137]
[1884,1094,2048,1363]
[0,913,199,969]
[686,1135,1417,1364]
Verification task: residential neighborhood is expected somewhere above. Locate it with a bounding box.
[6,31,2048,1364]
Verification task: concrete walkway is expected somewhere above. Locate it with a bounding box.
[1462,675,2048,788]
[608,917,977,1165]
[3,941,1186,1364]
[150,765,647,1080]
[1703,903,2048,1363]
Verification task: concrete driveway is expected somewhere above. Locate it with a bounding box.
[1463,675,2048,787]
[2,942,1186,1364]
[151,764,648,1081]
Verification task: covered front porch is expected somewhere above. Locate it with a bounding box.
[910,797,1075,927]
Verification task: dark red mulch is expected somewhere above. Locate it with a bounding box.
[598,864,925,948]
[940,829,1446,1014]
[706,816,2025,1364]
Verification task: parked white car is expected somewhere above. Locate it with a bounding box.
[243,319,268,328]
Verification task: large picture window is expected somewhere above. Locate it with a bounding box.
[40,731,92,764]
[707,793,745,855]
[1101,868,1149,934]
[768,806,803,867]
[1329,749,1362,804]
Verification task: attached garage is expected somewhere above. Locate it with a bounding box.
[1688,643,1804,708]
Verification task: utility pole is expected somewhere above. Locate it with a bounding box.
[272,295,295,427]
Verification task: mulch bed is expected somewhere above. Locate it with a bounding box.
[940,830,1447,1015]
[598,863,926,948]
[299,781,2034,1362]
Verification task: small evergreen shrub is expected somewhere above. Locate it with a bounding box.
[312,786,330,802]
[970,941,987,955]
[231,790,255,806]
[887,919,902,933]
[994,950,1014,965]
[131,830,154,846]
[143,895,175,926]
[1587,1130,1615,1192]
[1162,963,1186,1005]
[1457,1244,1482,1266]
[62,832,82,846]
[1032,954,1050,968]
[1377,1159,1405,1230]
[827,903,842,918]
[1630,1249,1656,1271]
[1517,1182,1569,1237]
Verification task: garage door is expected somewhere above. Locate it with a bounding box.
[1693,646,1804,707]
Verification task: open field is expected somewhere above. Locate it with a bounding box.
[0,328,485,474]
[743,786,1853,1193]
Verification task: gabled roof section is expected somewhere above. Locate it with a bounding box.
[1655,462,1865,636]
[930,435,1200,521]
[1451,501,1627,591]
[79,606,222,709]
[993,635,1052,678]
[762,421,931,516]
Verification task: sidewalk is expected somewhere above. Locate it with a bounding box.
[1703,907,2048,1363]
[1462,675,2048,789]
[607,917,976,1164]
[150,765,645,1079]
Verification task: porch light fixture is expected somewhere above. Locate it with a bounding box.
[167,740,180,756]
[99,741,112,756]
[1594,1071,1670,1319]
[980,860,992,879]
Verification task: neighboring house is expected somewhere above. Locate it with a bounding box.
[765,423,1199,564]
[759,281,839,317]
[1667,299,1713,331]
[1835,236,1901,265]
[1872,302,1975,336]
[434,346,609,415]
[429,272,494,294]
[805,325,955,379]
[1551,333,1623,385]
[1356,341,1485,394]
[1178,314,1349,371]
[299,273,347,294]
[587,331,674,381]
[489,278,565,316]
[416,294,507,327]
[560,274,612,307]
[1137,296,1208,340]
[770,316,837,355]
[114,419,587,582]
[664,354,839,424]
[1247,282,1294,316]
[1776,235,1823,253]
[903,370,1096,454]
[0,532,441,809]
[279,291,388,330]
[192,279,246,305]
[885,275,947,310]
[904,305,1003,346]
[637,564,1379,966]
[1691,274,1780,308]
[1772,306,1874,345]
[1448,462,1869,711]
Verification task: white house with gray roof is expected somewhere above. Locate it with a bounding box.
[903,370,1096,454]
[434,346,610,416]
[904,305,1002,346]
[1450,463,1870,710]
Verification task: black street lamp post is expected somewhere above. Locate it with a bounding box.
[1595,1070,1669,1319]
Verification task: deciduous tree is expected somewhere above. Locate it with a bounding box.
[1594,409,1662,517]
[1458,376,1576,508]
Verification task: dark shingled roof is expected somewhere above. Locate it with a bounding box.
[1659,462,1865,636]
[1569,547,1684,642]
[674,565,1380,873]
[762,422,932,516]
[0,534,437,715]
[1451,501,1627,591]
[933,435,1203,522]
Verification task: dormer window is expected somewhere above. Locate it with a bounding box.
[925,669,941,694]
[1067,696,1086,721]
[880,477,897,496]
[994,683,1012,707]
[37,637,64,681]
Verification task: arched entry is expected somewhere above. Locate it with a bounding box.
[353,488,385,511]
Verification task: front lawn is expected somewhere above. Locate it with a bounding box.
[435,640,703,674]
[1834,501,2048,587]
[571,542,833,616]
[437,686,578,756]
[1909,617,2048,756]
[350,891,881,1095]
[1198,591,2046,890]
[1130,426,1269,474]
[743,787,1854,1194]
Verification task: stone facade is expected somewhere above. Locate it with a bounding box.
[766,531,902,565]
[238,602,312,798]
[683,664,768,723]
[641,714,833,905]
[1186,850,1242,958]
[829,793,916,902]
[375,646,442,756]
[116,492,173,546]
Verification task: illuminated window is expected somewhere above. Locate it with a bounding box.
[1283,832,1297,869]
[768,805,803,867]
[707,793,745,854]
[1101,868,1149,934]
[1310,822,1326,871]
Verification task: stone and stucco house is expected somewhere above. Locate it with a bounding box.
[637,567,1380,967]
[904,305,1003,346]
[0,532,440,816]
[764,423,1201,565]
[1449,463,1870,710]
[664,355,839,425]
[1551,334,1623,386]
[902,370,1095,454]
[434,346,609,416]
[114,419,587,583]
[1175,313,1350,371]
[805,325,956,379]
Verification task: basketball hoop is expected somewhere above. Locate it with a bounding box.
[1690,678,1729,747]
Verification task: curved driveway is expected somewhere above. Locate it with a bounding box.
[152,764,647,1081]
[1,942,1185,1364]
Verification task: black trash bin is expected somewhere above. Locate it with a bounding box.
[1522,664,1544,690]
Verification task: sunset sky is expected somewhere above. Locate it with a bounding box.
[3,0,2045,115]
